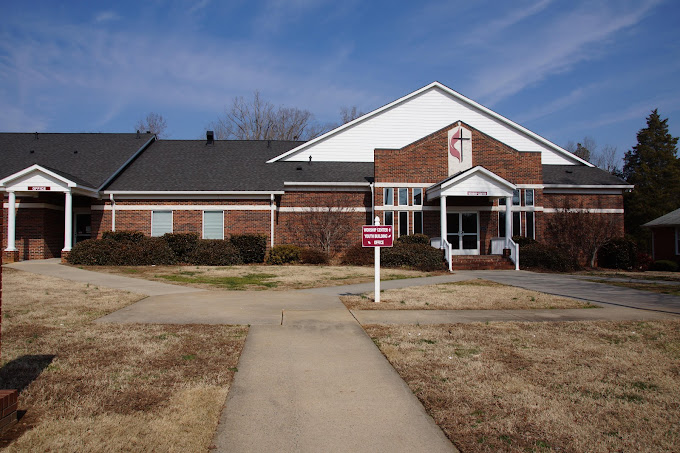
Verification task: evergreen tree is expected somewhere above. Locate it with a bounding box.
[623,109,680,248]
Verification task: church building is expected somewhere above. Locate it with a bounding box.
[1,82,631,269]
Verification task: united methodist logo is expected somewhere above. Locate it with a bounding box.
[449,128,469,162]
[447,124,472,175]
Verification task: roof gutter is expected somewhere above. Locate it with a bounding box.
[97,134,157,192]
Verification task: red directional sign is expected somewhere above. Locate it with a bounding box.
[362,225,393,247]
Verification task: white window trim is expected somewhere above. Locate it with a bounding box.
[384,188,394,206]
[413,210,424,235]
[398,211,408,237]
[413,188,423,206]
[202,210,225,240]
[525,188,534,206]
[151,210,173,237]
[398,188,409,206]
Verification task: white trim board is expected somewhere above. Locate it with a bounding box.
[93,205,272,211]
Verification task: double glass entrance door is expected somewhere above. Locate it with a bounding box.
[446,212,479,255]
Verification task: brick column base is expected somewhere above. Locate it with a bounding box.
[1,251,19,263]
[60,251,70,263]
[0,390,18,433]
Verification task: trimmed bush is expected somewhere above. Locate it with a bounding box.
[300,248,329,265]
[597,237,637,270]
[230,234,267,264]
[267,245,301,265]
[102,230,145,243]
[519,243,580,272]
[162,232,199,263]
[395,234,430,245]
[381,243,445,272]
[512,235,538,247]
[652,260,679,272]
[635,252,654,271]
[67,237,175,265]
[188,240,242,266]
[341,243,374,266]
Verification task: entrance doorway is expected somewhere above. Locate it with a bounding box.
[447,212,479,255]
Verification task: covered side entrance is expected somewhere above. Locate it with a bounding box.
[427,166,519,270]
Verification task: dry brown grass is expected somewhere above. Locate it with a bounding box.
[341,279,595,310]
[76,264,430,290]
[585,279,680,296]
[577,270,680,282]
[0,268,247,452]
[366,320,680,453]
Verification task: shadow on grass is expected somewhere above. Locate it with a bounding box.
[0,355,55,393]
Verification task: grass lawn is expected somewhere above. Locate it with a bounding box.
[0,268,247,451]
[577,270,680,282]
[341,279,597,310]
[75,264,433,290]
[366,320,680,453]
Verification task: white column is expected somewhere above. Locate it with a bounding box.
[110,194,116,232]
[63,191,73,252]
[439,195,447,248]
[6,191,17,251]
[505,196,512,247]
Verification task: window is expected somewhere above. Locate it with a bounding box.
[525,189,534,206]
[151,211,172,237]
[399,212,408,236]
[413,188,423,206]
[384,211,394,227]
[512,189,520,206]
[526,212,535,239]
[499,212,521,237]
[398,188,409,206]
[203,211,224,239]
[499,198,506,206]
[414,211,423,235]
[383,188,393,206]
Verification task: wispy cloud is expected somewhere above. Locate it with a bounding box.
[94,10,121,23]
[188,0,211,15]
[463,0,554,45]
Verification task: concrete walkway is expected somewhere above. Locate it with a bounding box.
[6,261,680,452]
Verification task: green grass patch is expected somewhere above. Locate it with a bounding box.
[157,272,278,290]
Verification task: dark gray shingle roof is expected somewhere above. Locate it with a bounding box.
[0,133,152,188]
[104,140,373,191]
[642,208,680,227]
[542,165,629,185]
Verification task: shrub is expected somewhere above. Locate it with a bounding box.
[102,230,145,243]
[162,232,199,263]
[395,234,430,245]
[67,237,175,265]
[230,234,267,264]
[381,243,445,272]
[267,245,301,265]
[512,235,538,247]
[188,240,242,266]
[635,252,654,271]
[300,248,329,265]
[597,237,637,270]
[341,243,374,266]
[651,260,679,272]
[519,243,580,272]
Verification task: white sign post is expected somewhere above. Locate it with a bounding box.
[362,216,393,303]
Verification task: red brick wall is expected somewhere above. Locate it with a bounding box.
[542,193,623,210]
[651,227,679,263]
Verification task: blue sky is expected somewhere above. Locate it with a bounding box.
[2,0,679,164]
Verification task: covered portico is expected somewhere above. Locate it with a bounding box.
[1,164,98,262]
[426,166,519,270]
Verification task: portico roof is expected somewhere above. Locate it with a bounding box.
[426,166,516,200]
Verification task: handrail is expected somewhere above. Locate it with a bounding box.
[442,238,453,272]
[507,238,520,270]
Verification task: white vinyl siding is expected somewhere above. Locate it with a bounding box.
[151,211,172,237]
[203,211,224,239]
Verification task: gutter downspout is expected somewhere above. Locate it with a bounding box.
[370,182,375,223]
[110,193,116,232]
[270,193,275,248]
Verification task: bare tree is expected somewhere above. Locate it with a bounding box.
[211,91,328,140]
[285,192,358,254]
[135,112,168,138]
[340,106,365,124]
[545,203,619,267]
[592,144,620,174]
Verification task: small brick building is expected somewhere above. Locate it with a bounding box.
[643,208,680,264]
[1,82,631,269]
